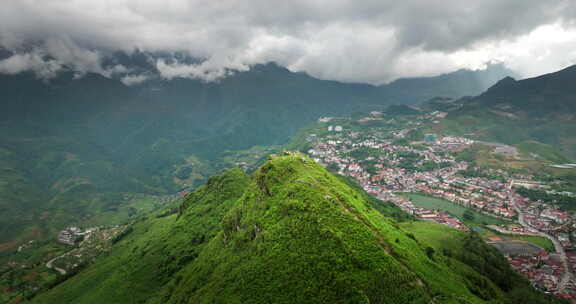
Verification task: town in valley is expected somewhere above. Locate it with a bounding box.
[306,110,576,300]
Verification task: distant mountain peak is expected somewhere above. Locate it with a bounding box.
[499,76,516,83]
[487,76,517,90]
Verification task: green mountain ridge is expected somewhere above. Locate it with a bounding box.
[29,153,561,304]
[438,65,576,160]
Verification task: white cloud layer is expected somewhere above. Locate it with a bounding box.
[1,0,576,83]
[0,52,62,79]
[120,74,150,86]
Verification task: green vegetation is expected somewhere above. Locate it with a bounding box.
[30,154,561,303]
[440,66,576,160]
[30,168,250,304]
[505,236,553,252]
[452,143,548,176]
[463,209,475,221]
[385,104,421,115]
[403,193,511,227]
[334,174,414,222]
[478,228,554,252]
[517,141,570,163]
[507,235,554,252]
[458,166,506,182]
[516,187,576,211]
[402,222,566,304]
[548,171,576,192]
[0,240,65,303]
[0,63,385,246]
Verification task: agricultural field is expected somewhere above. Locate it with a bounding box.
[481,229,555,252]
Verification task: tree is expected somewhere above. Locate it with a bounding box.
[426,246,436,260]
[326,163,340,172]
[463,209,475,222]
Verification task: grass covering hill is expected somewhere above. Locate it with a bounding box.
[28,168,251,304]
[29,153,564,304]
[399,222,560,303]
[516,141,569,163]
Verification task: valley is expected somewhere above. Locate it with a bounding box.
[3,2,576,303]
[293,109,576,299]
[0,63,508,247]
[3,90,576,302]
[20,153,566,304]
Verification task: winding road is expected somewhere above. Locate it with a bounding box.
[46,254,67,275]
[513,196,573,292]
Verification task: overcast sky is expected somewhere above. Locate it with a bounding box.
[1,0,576,84]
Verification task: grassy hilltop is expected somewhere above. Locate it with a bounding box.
[30,153,564,304]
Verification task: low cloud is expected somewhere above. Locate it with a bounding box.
[0,52,62,79]
[156,57,249,82]
[0,0,576,83]
[120,74,150,86]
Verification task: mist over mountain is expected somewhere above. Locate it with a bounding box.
[0,52,513,244]
[0,51,516,162]
[4,2,576,303]
[0,52,514,169]
[377,63,517,105]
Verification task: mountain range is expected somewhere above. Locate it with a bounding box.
[0,54,511,245]
[439,64,576,160]
[2,51,576,303]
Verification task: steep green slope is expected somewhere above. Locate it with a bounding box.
[401,222,561,304]
[0,147,48,245]
[29,168,250,304]
[151,154,485,304]
[30,153,560,304]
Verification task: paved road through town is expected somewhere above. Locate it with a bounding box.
[513,196,573,292]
